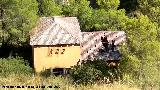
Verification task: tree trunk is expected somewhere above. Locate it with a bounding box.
[37,0,44,16]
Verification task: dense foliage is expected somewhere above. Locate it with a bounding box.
[70,59,121,85]
[0,0,160,89]
[0,57,33,77]
[120,15,160,88]
[0,0,39,47]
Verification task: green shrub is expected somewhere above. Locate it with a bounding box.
[70,59,120,85]
[39,68,54,77]
[0,57,33,77]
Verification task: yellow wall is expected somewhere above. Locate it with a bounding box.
[33,45,80,72]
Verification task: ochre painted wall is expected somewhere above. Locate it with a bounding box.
[33,45,80,72]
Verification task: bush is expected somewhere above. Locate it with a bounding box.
[70,59,121,85]
[0,57,33,77]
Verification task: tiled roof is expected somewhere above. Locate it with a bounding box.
[80,31,126,60]
[30,16,81,45]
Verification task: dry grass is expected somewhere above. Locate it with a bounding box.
[69,85,140,90]
[0,74,140,90]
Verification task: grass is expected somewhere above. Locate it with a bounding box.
[0,74,140,90]
[0,57,143,90]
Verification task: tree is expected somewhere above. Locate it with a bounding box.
[61,0,78,16]
[0,0,16,46]
[0,0,39,47]
[61,0,93,31]
[120,15,160,88]
[37,0,62,16]
[91,9,127,31]
[61,0,128,31]
[97,0,120,10]
[118,0,138,13]
[138,0,160,25]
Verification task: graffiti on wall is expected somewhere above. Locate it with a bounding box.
[48,47,65,56]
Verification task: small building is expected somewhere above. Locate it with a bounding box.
[30,16,81,72]
[30,16,126,72]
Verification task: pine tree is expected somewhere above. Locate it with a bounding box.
[138,0,160,25]
[0,0,39,47]
[37,0,62,16]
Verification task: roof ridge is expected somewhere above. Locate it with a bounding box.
[58,23,75,37]
[30,16,81,45]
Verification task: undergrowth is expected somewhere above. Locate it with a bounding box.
[0,57,33,77]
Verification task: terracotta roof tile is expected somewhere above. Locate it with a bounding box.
[80,31,126,60]
[30,16,81,45]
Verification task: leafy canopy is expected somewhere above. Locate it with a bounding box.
[0,0,39,47]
